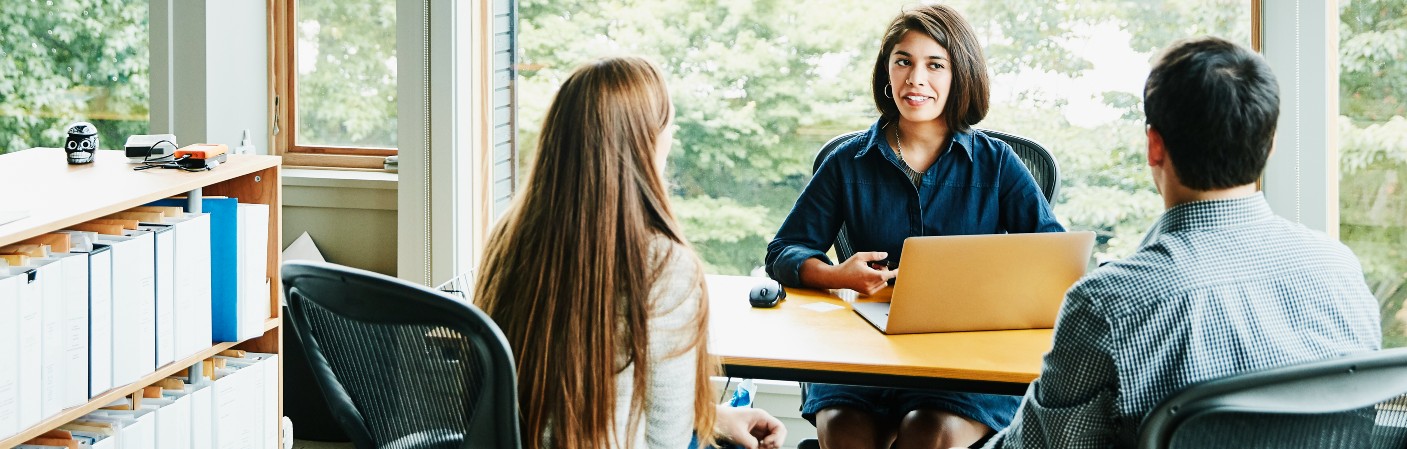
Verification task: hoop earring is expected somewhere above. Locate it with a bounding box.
[884,83,893,99]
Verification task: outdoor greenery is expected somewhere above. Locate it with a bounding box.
[0,0,149,153]
[0,1,1401,346]
[516,0,1406,347]
[1340,0,1407,347]
[294,0,397,148]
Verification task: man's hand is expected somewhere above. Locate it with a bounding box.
[715,406,787,449]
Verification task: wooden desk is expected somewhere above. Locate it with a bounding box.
[707,275,1052,395]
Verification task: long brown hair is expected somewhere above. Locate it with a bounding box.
[474,56,716,449]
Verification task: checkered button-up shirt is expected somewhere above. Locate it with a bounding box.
[985,193,1382,449]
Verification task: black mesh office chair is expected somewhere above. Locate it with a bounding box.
[1139,347,1407,449]
[810,128,1059,262]
[282,260,522,449]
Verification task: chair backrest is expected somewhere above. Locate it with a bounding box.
[979,128,1059,203]
[1139,347,1407,449]
[809,128,1059,262]
[282,260,522,449]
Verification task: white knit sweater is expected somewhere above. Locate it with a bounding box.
[609,236,704,449]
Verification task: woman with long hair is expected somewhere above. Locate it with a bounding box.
[766,5,1063,449]
[475,56,785,449]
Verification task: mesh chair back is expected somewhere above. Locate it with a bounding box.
[282,261,521,449]
[978,128,1059,203]
[809,129,1059,261]
[1139,347,1407,449]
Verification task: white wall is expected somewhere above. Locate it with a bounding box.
[150,0,269,153]
[283,171,398,276]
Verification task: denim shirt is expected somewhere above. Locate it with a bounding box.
[765,119,1065,287]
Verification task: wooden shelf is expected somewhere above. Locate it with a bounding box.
[0,147,285,447]
[1,338,244,447]
[0,148,281,246]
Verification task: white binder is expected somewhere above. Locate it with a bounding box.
[144,393,192,449]
[99,231,157,387]
[237,204,270,341]
[87,408,157,449]
[87,243,114,398]
[0,271,22,437]
[20,257,65,419]
[142,224,177,369]
[45,250,91,409]
[4,267,42,432]
[187,380,214,449]
[171,213,213,360]
[211,362,260,449]
[221,353,279,449]
[57,230,113,399]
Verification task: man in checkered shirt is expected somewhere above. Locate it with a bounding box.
[980,37,1382,449]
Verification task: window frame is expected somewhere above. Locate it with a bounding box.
[270,0,398,169]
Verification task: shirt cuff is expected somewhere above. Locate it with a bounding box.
[770,246,831,287]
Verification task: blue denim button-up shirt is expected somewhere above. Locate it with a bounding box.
[765,119,1064,287]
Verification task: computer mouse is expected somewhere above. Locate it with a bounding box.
[749,280,786,308]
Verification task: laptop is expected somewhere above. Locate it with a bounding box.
[852,231,1096,334]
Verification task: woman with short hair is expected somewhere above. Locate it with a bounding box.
[766,5,1064,448]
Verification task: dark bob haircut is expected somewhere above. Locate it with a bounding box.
[1144,36,1280,190]
[871,4,989,132]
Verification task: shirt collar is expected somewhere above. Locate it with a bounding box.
[1139,193,1276,245]
[854,119,975,162]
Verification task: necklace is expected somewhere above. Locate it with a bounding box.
[893,126,907,166]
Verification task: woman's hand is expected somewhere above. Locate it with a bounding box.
[715,405,787,449]
[799,252,898,296]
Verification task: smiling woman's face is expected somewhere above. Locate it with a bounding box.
[887,30,953,124]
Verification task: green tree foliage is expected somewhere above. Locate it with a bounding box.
[294,0,397,148]
[0,0,149,154]
[517,0,1249,274]
[518,0,1405,346]
[1339,0,1407,347]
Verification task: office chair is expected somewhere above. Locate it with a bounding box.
[282,260,522,449]
[1139,347,1407,449]
[810,128,1060,262]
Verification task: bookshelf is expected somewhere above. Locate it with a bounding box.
[0,148,283,447]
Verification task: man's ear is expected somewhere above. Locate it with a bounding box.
[1147,125,1167,168]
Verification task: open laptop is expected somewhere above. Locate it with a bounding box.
[852,231,1096,334]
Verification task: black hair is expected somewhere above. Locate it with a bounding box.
[1144,36,1279,190]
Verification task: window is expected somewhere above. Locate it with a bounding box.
[1339,0,1407,348]
[0,0,149,155]
[274,0,397,167]
[517,0,1252,275]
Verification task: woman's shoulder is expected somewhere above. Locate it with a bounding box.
[815,122,884,170]
[964,128,1017,158]
[645,233,704,315]
[647,234,695,269]
[647,234,702,286]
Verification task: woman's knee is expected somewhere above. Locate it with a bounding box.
[817,407,895,449]
[896,409,989,449]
